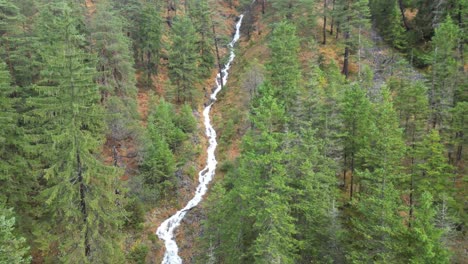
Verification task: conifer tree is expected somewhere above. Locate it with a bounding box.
[359,87,406,173]
[90,0,137,98]
[349,176,407,263]
[430,16,460,129]
[267,21,301,109]
[0,0,41,87]
[407,192,451,263]
[348,87,407,262]
[89,0,140,144]
[0,204,30,263]
[0,60,32,230]
[27,3,126,261]
[138,1,163,82]
[169,16,200,103]
[414,130,454,202]
[341,84,373,199]
[338,0,371,78]
[140,99,178,201]
[190,0,215,78]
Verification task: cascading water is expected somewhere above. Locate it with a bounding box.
[156,14,245,264]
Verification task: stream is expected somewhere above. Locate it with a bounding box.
[156,14,245,264]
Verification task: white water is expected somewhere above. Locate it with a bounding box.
[156,14,244,264]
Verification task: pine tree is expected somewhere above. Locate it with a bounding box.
[359,87,406,173]
[0,204,30,263]
[349,176,407,263]
[414,130,454,202]
[341,84,373,199]
[0,0,41,87]
[267,21,301,109]
[430,16,460,129]
[387,1,407,50]
[287,127,344,263]
[348,87,407,262]
[338,0,371,78]
[169,16,200,103]
[140,99,177,201]
[138,1,163,82]
[89,0,140,143]
[90,0,137,98]
[27,3,126,261]
[189,0,215,78]
[0,60,33,233]
[0,60,15,189]
[407,192,451,263]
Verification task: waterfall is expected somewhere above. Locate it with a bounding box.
[156,14,245,264]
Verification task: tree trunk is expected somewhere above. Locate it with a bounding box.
[77,149,90,257]
[323,0,327,45]
[350,152,354,200]
[335,22,340,39]
[398,0,410,30]
[330,0,335,35]
[343,152,347,187]
[212,22,223,91]
[342,45,350,78]
[262,0,266,14]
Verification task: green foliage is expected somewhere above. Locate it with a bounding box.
[0,205,30,264]
[175,104,197,134]
[341,84,374,192]
[137,2,163,81]
[124,198,146,230]
[90,0,137,98]
[370,0,408,50]
[189,0,215,78]
[349,178,407,263]
[407,192,451,263]
[127,243,149,264]
[267,21,301,109]
[415,130,454,200]
[26,3,126,261]
[169,16,201,103]
[430,15,461,128]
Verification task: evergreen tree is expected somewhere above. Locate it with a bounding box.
[140,99,178,201]
[338,0,371,78]
[407,192,451,263]
[169,16,200,103]
[190,0,215,78]
[359,87,406,173]
[0,60,32,233]
[138,1,163,82]
[89,0,140,143]
[267,21,301,109]
[27,3,126,261]
[90,0,137,98]
[414,130,454,202]
[349,87,407,262]
[341,84,373,199]
[0,204,30,263]
[0,0,40,87]
[430,16,460,129]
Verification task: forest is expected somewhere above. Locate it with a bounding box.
[0,0,466,263]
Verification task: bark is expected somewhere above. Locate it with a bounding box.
[398,0,410,30]
[323,0,327,44]
[342,45,350,78]
[335,22,340,39]
[212,22,223,91]
[77,149,90,257]
[330,0,335,35]
[350,152,354,200]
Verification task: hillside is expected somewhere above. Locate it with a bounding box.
[0,0,466,263]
